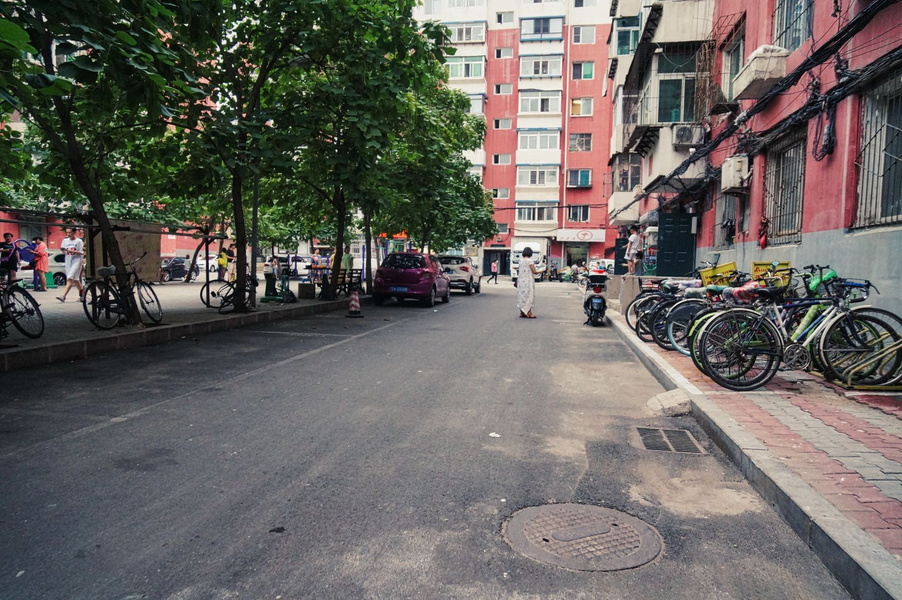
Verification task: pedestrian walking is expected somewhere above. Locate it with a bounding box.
[31,236,49,291]
[0,232,19,283]
[57,228,85,302]
[217,248,228,280]
[516,247,543,319]
[486,259,498,284]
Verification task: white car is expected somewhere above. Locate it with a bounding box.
[18,250,68,287]
[437,255,481,295]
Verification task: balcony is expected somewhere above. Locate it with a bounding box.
[608,191,639,226]
[733,45,790,100]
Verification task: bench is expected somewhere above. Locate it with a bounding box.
[317,269,363,298]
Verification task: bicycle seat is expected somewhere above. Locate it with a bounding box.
[706,284,727,293]
[97,266,117,277]
[749,286,787,303]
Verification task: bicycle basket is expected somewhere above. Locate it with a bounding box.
[97,266,117,277]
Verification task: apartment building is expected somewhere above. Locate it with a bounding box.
[414,0,614,274]
[606,0,901,312]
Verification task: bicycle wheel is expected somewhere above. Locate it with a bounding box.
[689,310,722,376]
[698,310,782,391]
[650,299,680,351]
[667,299,707,356]
[136,282,162,323]
[82,280,122,329]
[850,307,902,385]
[625,293,662,331]
[4,287,44,338]
[200,279,232,309]
[818,313,901,386]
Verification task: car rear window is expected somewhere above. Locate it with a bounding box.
[383,254,425,269]
[439,257,466,265]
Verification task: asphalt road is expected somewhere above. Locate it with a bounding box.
[0,281,850,599]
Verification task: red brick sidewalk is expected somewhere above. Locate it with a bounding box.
[608,312,902,598]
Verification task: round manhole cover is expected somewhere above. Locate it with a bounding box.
[504,503,663,571]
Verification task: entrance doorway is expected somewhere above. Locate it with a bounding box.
[484,249,511,276]
[565,243,588,268]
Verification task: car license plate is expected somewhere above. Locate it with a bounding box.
[390,286,407,292]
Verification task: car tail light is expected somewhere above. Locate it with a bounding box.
[459,265,470,272]
[592,286,603,293]
[419,270,431,282]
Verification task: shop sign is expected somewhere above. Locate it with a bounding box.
[556,229,606,242]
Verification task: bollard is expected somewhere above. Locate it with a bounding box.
[346,289,363,318]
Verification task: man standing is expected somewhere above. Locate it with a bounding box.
[57,228,85,302]
[0,232,19,283]
[486,259,498,284]
[625,226,640,275]
[341,245,353,271]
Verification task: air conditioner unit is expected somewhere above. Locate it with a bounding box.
[672,124,705,149]
[721,155,750,194]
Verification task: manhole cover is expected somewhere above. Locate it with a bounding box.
[504,504,663,571]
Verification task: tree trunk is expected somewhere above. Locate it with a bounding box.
[231,171,250,311]
[326,187,347,301]
[363,210,373,293]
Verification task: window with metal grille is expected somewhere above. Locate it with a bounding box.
[568,205,590,222]
[764,128,806,245]
[854,70,902,228]
[569,133,592,151]
[518,166,558,186]
[614,153,641,191]
[713,189,736,249]
[773,0,812,51]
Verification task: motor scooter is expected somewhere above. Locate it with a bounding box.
[583,273,608,326]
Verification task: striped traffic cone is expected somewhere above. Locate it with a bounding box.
[346,289,363,318]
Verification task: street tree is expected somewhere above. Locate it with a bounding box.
[0,0,217,323]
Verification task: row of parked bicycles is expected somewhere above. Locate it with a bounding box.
[625,262,902,391]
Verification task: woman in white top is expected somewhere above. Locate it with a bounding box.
[57,228,85,302]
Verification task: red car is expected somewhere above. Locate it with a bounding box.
[372,252,451,307]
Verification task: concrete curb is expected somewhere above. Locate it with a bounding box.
[1,298,350,373]
[608,312,902,600]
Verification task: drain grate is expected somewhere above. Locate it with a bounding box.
[504,504,663,571]
[637,428,704,454]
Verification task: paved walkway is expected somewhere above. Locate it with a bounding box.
[608,311,902,599]
[0,280,350,372]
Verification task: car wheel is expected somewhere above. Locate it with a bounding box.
[441,285,450,304]
[420,287,436,307]
[162,271,172,282]
[464,280,472,295]
[53,273,66,287]
[474,279,481,294]
[373,295,386,306]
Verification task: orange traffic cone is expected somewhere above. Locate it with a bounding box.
[346,289,363,318]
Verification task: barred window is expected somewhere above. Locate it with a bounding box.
[713,189,736,249]
[764,128,806,245]
[854,70,902,228]
[773,0,812,51]
[569,133,592,151]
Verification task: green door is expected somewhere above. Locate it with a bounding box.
[655,213,696,277]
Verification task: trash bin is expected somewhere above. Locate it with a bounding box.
[264,272,277,297]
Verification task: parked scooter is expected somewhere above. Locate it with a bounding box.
[583,273,608,326]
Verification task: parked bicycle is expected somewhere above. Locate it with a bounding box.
[200,276,258,314]
[81,254,162,329]
[0,273,44,340]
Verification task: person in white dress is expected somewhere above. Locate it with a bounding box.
[517,247,543,318]
[57,228,85,302]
